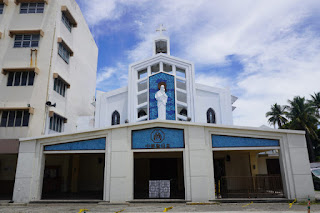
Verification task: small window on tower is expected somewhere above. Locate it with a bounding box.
[155,40,167,54]
[138,68,147,79]
[137,79,147,92]
[176,67,186,78]
[163,63,172,73]
[179,108,187,117]
[138,109,147,118]
[176,79,186,90]
[137,93,147,105]
[151,64,160,74]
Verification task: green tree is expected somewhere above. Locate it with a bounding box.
[286,96,318,162]
[265,103,288,128]
[309,92,320,117]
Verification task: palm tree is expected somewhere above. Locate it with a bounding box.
[286,96,318,162]
[265,103,288,128]
[309,92,320,117]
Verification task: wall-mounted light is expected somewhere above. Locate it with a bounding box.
[226,155,231,162]
[46,101,56,107]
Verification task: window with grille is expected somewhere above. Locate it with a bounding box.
[0,3,4,14]
[111,111,120,125]
[14,34,40,48]
[0,110,30,127]
[20,2,44,14]
[7,71,35,86]
[58,43,70,64]
[49,113,65,133]
[207,108,216,124]
[62,12,72,32]
[53,78,67,97]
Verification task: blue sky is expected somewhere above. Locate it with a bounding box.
[76,0,320,127]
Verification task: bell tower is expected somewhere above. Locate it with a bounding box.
[154,24,170,55]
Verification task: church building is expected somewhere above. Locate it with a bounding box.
[95,28,236,128]
[12,27,315,203]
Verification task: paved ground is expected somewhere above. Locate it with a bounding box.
[0,202,320,213]
[1,191,319,213]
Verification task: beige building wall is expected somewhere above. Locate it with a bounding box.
[0,0,97,140]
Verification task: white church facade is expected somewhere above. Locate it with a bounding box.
[11,28,315,203]
[95,34,236,128]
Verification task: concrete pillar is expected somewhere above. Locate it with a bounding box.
[188,126,214,202]
[249,151,259,177]
[109,128,132,202]
[12,140,37,203]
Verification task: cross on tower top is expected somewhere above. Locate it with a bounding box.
[156,24,166,35]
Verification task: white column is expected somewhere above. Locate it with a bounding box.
[187,126,214,202]
[13,140,38,203]
[109,127,132,202]
[160,62,163,72]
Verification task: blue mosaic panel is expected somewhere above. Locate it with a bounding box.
[212,135,279,148]
[44,138,106,151]
[149,73,175,120]
[132,128,184,149]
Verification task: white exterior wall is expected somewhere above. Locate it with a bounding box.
[95,87,128,128]
[13,120,315,203]
[195,83,234,125]
[0,0,97,139]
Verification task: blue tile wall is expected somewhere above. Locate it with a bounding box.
[212,135,279,147]
[149,73,175,120]
[132,128,184,149]
[44,138,106,151]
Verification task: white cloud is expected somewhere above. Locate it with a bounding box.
[77,0,119,26]
[79,0,320,127]
[196,74,232,89]
[77,0,150,26]
[96,67,116,85]
[96,63,128,91]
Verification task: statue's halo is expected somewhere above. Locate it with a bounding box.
[157,82,167,91]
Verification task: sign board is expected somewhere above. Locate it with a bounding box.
[44,138,106,151]
[132,128,184,149]
[212,135,279,148]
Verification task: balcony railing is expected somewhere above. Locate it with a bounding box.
[215,175,284,198]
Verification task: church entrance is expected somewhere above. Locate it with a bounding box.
[213,150,284,199]
[41,153,105,200]
[134,152,185,199]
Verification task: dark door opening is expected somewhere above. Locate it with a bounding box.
[0,154,18,200]
[134,152,185,199]
[214,158,226,198]
[42,153,105,200]
[266,159,281,175]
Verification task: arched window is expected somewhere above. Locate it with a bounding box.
[207,108,216,124]
[179,108,187,117]
[111,111,120,125]
[138,109,147,118]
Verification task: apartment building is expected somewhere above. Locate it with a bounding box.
[0,0,98,199]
